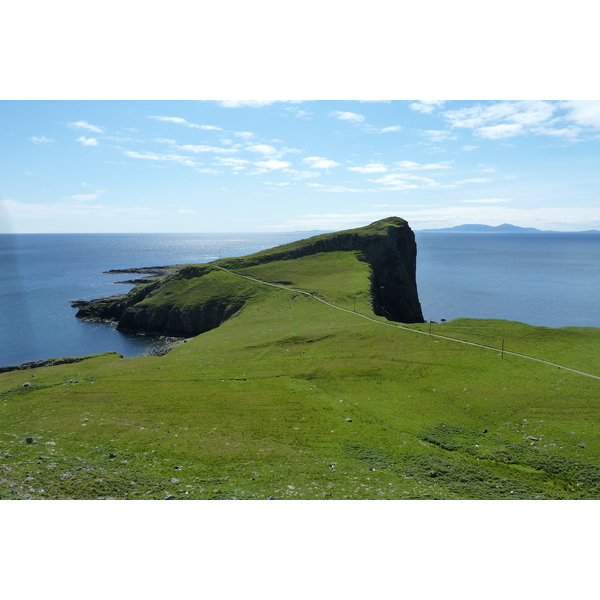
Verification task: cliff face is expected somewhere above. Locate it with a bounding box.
[222,216,424,323]
[74,217,424,337]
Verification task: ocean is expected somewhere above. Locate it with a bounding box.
[1,231,598,368]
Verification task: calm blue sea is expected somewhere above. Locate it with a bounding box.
[1,231,598,367]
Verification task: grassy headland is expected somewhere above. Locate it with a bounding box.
[1,218,599,499]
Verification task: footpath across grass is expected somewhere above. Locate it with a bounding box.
[2,251,599,499]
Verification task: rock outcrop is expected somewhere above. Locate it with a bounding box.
[73,217,424,337]
[223,216,424,323]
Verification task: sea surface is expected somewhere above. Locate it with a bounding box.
[1,231,598,368]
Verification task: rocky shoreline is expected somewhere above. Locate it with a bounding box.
[0,354,122,374]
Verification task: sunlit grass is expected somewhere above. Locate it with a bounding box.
[2,249,600,499]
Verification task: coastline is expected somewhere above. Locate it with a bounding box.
[0,336,188,373]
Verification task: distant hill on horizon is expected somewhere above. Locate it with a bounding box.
[417,223,599,233]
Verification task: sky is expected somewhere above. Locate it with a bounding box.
[2,99,599,233]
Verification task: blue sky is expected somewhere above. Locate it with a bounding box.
[2,100,600,233]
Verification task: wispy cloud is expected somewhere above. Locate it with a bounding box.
[217,100,284,108]
[303,156,341,169]
[177,144,236,154]
[348,163,388,174]
[76,136,98,147]
[123,150,197,167]
[459,198,511,203]
[476,123,524,139]
[68,121,104,133]
[409,101,445,114]
[372,173,438,190]
[253,159,291,172]
[452,178,491,185]
[245,144,279,155]
[420,129,456,142]
[330,111,365,123]
[307,183,363,193]
[561,100,600,129]
[395,160,452,170]
[29,136,54,144]
[442,100,573,140]
[148,116,222,130]
[365,125,402,134]
[214,157,250,170]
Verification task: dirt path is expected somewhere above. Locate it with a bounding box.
[217,267,600,381]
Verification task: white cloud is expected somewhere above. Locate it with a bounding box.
[395,160,452,170]
[218,100,281,108]
[76,136,98,146]
[214,157,250,170]
[459,198,511,203]
[463,145,478,151]
[285,107,312,119]
[149,116,187,125]
[409,100,445,114]
[366,125,402,133]
[245,144,279,155]
[178,144,236,154]
[307,183,363,193]
[123,150,197,167]
[149,116,222,130]
[177,209,197,214]
[476,123,525,139]
[444,101,556,139]
[348,163,388,174]
[195,168,222,174]
[372,173,432,190]
[420,129,456,142]
[535,126,581,139]
[234,131,255,139]
[303,156,341,169]
[253,159,291,171]
[452,178,491,184]
[329,111,365,123]
[29,136,54,144]
[68,121,104,133]
[562,100,600,129]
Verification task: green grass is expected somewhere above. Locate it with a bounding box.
[2,248,600,500]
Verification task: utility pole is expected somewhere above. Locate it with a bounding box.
[501,339,505,359]
[353,296,356,312]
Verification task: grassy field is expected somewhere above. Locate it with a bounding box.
[1,248,599,500]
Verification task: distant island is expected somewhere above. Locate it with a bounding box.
[417,223,599,233]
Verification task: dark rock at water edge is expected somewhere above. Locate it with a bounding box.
[0,354,122,374]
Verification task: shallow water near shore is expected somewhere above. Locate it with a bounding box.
[1,231,598,367]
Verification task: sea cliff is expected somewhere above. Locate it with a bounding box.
[73,217,424,337]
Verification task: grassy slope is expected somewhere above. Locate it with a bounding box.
[1,249,599,500]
